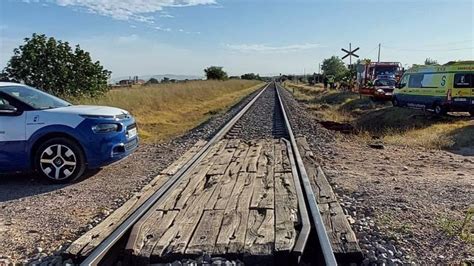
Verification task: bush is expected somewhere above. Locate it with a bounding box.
[204,66,228,80]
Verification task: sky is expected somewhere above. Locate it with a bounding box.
[0,0,473,79]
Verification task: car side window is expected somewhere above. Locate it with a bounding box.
[453,73,472,88]
[408,74,423,88]
[0,96,10,105]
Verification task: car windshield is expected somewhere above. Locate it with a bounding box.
[375,79,396,86]
[0,85,71,109]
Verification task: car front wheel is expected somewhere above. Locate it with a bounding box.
[35,137,86,183]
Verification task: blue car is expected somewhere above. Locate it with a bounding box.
[0,82,139,183]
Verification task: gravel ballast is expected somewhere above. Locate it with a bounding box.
[227,83,287,140]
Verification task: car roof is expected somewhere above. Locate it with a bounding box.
[0,82,24,87]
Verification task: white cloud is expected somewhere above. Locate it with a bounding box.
[32,0,216,23]
[226,43,322,53]
[159,13,174,18]
[117,34,139,43]
[155,26,172,32]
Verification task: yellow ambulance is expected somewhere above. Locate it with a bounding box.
[392,61,474,116]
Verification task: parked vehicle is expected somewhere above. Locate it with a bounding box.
[372,78,397,100]
[0,82,139,183]
[358,62,403,100]
[392,61,474,116]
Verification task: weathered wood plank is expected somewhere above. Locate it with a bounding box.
[125,210,179,262]
[296,137,362,257]
[161,140,207,175]
[250,140,274,210]
[215,172,255,254]
[207,146,236,176]
[151,171,220,258]
[244,141,263,173]
[245,209,274,255]
[274,141,291,173]
[158,140,225,210]
[206,142,250,210]
[274,171,298,252]
[186,210,225,254]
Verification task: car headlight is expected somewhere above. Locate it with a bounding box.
[92,123,119,133]
[377,89,384,93]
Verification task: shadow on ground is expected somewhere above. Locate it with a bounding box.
[0,169,100,202]
[448,125,474,156]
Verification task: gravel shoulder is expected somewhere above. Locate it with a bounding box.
[279,85,474,264]
[0,88,261,264]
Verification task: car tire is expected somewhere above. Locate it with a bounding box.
[433,103,447,116]
[34,137,86,184]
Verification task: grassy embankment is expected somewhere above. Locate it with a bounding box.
[284,81,474,151]
[74,80,263,143]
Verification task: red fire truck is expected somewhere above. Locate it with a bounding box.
[358,62,403,100]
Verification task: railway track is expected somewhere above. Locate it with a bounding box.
[78,82,339,265]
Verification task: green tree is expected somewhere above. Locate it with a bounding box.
[424,58,438,65]
[146,78,159,85]
[241,73,260,80]
[204,66,228,80]
[2,33,111,97]
[321,56,348,81]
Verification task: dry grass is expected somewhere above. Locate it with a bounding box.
[73,80,262,143]
[284,82,474,151]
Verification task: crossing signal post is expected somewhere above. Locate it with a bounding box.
[341,43,360,66]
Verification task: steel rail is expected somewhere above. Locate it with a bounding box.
[81,83,270,266]
[282,138,310,261]
[275,82,338,266]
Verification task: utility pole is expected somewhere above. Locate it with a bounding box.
[349,43,352,65]
[318,63,321,83]
[377,43,381,63]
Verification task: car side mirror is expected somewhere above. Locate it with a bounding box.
[0,104,20,115]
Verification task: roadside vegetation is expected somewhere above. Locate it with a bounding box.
[284,81,474,152]
[74,80,262,143]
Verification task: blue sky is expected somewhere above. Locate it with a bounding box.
[1,0,473,78]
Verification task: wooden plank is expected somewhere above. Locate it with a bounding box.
[215,172,255,254]
[244,141,263,173]
[161,140,207,175]
[151,171,220,258]
[296,137,362,258]
[186,210,225,254]
[207,146,236,176]
[226,138,240,149]
[157,162,212,210]
[274,141,291,173]
[250,140,274,210]
[126,210,179,262]
[157,140,225,210]
[245,209,274,255]
[274,172,298,252]
[206,142,250,210]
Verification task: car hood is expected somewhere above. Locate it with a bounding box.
[44,105,129,117]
